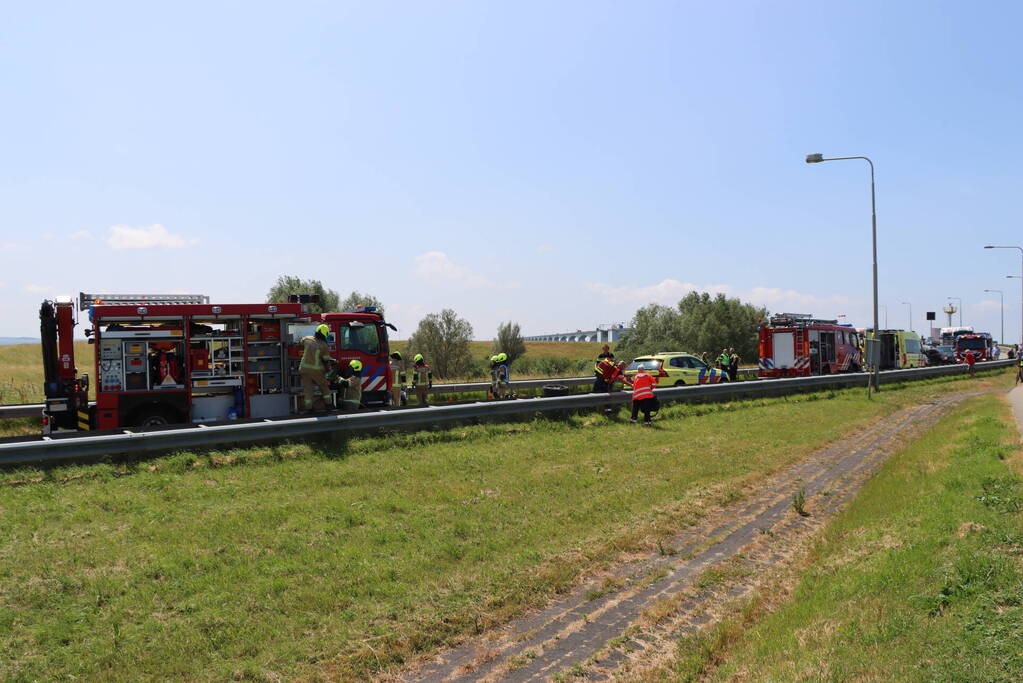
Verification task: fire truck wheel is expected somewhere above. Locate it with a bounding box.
[131,406,176,429]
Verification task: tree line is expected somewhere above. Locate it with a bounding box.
[268,276,767,378]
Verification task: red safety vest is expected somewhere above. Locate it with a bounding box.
[632,372,656,400]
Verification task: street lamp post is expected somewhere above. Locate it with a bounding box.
[902,301,912,333]
[985,246,1023,347]
[806,152,879,392]
[984,289,1004,344]
[882,303,888,328]
[948,297,963,326]
[806,152,879,393]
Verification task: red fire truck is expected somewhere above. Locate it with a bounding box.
[758,313,863,378]
[39,293,395,433]
[954,332,993,362]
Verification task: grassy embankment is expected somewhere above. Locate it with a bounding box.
[0,341,93,405]
[0,368,1010,681]
[660,386,1023,680]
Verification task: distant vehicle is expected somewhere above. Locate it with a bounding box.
[758,313,862,378]
[868,330,927,370]
[939,326,974,345]
[624,352,729,386]
[922,345,945,366]
[936,344,956,364]
[954,333,993,362]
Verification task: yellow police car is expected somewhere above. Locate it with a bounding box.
[623,352,730,386]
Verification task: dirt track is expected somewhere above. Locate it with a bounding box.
[398,391,979,682]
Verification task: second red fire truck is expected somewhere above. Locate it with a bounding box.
[758,313,863,378]
[40,293,396,432]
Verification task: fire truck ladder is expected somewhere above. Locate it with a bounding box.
[78,292,210,310]
[769,313,838,327]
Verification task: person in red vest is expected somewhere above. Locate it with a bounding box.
[628,365,659,425]
[965,349,976,377]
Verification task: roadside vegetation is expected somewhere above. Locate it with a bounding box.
[663,389,1023,680]
[0,369,1009,680]
[0,341,93,405]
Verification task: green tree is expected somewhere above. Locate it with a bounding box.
[339,291,385,315]
[407,309,474,378]
[266,276,339,314]
[492,321,527,363]
[616,292,766,361]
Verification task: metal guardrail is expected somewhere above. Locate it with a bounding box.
[0,369,761,419]
[0,360,1011,466]
[0,403,43,419]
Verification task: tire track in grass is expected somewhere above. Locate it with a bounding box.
[399,392,980,682]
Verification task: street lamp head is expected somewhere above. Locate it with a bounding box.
[984,245,994,249]
[805,153,824,164]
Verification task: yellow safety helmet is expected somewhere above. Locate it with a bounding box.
[497,353,508,362]
[348,359,363,372]
[414,353,424,363]
[489,354,498,362]
[315,324,330,337]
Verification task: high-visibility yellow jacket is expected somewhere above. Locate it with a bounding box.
[300,336,330,371]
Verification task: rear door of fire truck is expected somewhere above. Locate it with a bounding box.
[772,331,796,370]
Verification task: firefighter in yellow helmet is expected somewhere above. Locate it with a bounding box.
[389,352,406,407]
[411,353,432,406]
[299,323,333,413]
[336,359,364,411]
[489,352,510,398]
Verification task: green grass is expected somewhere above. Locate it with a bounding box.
[0,370,1009,681]
[0,341,93,405]
[679,389,1023,681]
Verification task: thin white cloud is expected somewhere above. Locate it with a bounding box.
[974,299,1003,312]
[23,284,53,294]
[70,230,94,241]
[536,243,555,253]
[106,224,198,250]
[414,251,492,288]
[586,278,732,306]
[0,242,29,252]
[586,279,855,318]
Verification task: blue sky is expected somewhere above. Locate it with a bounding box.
[2,1,1022,341]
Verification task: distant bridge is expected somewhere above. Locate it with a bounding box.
[524,325,632,343]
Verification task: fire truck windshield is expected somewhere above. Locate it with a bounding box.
[340,324,380,354]
[957,338,987,351]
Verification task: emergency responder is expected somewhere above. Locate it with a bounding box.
[411,353,432,405]
[389,352,406,407]
[717,349,730,370]
[300,324,333,413]
[490,353,510,398]
[728,348,740,382]
[337,359,363,411]
[965,349,976,377]
[1017,352,1023,384]
[627,363,658,425]
[593,353,616,392]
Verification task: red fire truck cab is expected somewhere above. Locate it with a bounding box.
[954,333,993,362]
[39,293,395,433]
[758,313,863,378]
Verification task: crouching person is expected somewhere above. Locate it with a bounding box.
[337,359,363,411]
[628,365,659,426]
